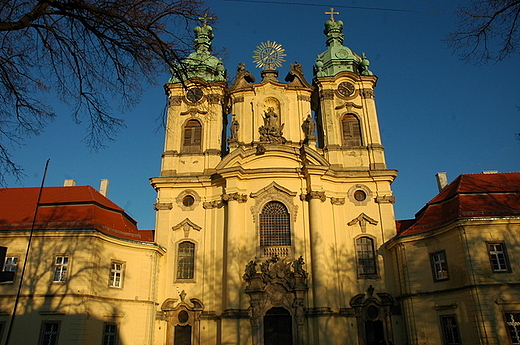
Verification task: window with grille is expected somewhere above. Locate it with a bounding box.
[431,251,449,281]
[39,321,60,345]
[440,315,461,345]
[177,241,195,280]
[341,114,362,147]
[182,119,202,153]
[356,237,376,275]
[260,201,291,247]
[109,262,124,288]
[52,256,69,282]
[102,323,118,345]
[488,242,510,272]
[506,313,520,344]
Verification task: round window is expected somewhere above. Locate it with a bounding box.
[367,305,379,319]
[354,190,366,201]
[178,310,189,323]
[182,195,195,207]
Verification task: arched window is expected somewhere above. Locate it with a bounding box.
[182,119,202,153]
[260,201,291,247]
[356,237,376,275]
[341,114,362,147]
[177,241,195,279]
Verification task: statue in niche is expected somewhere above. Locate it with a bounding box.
[301,114,316,141]
[229,114,239,141]
[258,107,286,144]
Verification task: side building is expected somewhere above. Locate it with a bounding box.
[0,185,163,345]
[387,172,520,345]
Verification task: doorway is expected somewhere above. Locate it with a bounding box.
[263,307,293,345]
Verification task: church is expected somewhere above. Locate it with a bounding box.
[0,12,519,345]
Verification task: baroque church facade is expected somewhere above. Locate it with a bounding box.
[1,12,520,345]
[151,14,403,345]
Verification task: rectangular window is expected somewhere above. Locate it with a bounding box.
[102,323,118,345]
[109,262,124,288]
[431,251,449,281]
[39,321,60,345]
[177,242,195,280]
[356,237,377,276]
[488,242,510,272]
[506,313,520,344]
[440,315,461,345]
[3,256,18,282]
[52,256,69,282]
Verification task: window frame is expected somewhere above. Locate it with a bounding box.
[52,255,69,283]
[39,320,60,345]
[176,241,196,281]
[109,261,125,289]
[430,250,449,282]
[355,236,377,277]
[341,113,363,147]
[504,312,520,345]
[259,201,292,248]
[439,314,461,345]
[102,322,119,345]
[182,119,202,153]
[487,242,511,273]
[2,256,19,283]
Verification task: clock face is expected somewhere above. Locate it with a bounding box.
[186,87,203,103]
[338,82,355,97]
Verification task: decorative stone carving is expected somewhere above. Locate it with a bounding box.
[321,89,335,100]
[154,202,173,210]
[222,192,248,203]
[348,213,378,233]
[206,94,221,104]
[250,182,298,223]
[330,197,345,205]
[361,88,375,99]
[301,114,316,142]
[297,94,311,102]
[168,96,183,106]
[243,256,309,345]
[161,291,205,345]
[172,218,202,238]
[228,114,239,143]
[335,101,363,110]
[301,191,326,202]
[258,107,287,144]
[375,195,396,204]
[202,200,222,209]
[233,96,245,103]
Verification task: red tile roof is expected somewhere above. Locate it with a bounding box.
[396,172,520,236]
[0,186,154,242]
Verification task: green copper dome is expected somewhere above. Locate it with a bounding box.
[314,19,373,78]
[168,24,226,83]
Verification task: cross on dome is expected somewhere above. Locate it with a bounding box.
[198,13,213,26]
[325,8,339,22]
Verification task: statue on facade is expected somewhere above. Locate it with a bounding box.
[302,114,316,142]
[229,114,239,142]
[258,107,286,144]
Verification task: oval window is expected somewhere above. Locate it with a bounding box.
[354,190,366,201]
[182,195,195,207]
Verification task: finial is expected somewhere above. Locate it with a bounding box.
[325,8,339,22]
[198,13,213,26]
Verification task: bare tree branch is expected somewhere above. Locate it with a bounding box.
[448,0,520,63]
[0,0,210,182]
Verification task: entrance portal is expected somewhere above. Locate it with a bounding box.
[264,307,293,345]
[365,320,385,345]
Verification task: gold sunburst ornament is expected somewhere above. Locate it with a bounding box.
[253,41,286,70]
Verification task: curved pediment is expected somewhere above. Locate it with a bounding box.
[217,145,329,174]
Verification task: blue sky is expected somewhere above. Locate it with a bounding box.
[6,0,519,230]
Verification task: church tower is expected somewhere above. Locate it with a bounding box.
[151,12,404,345]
